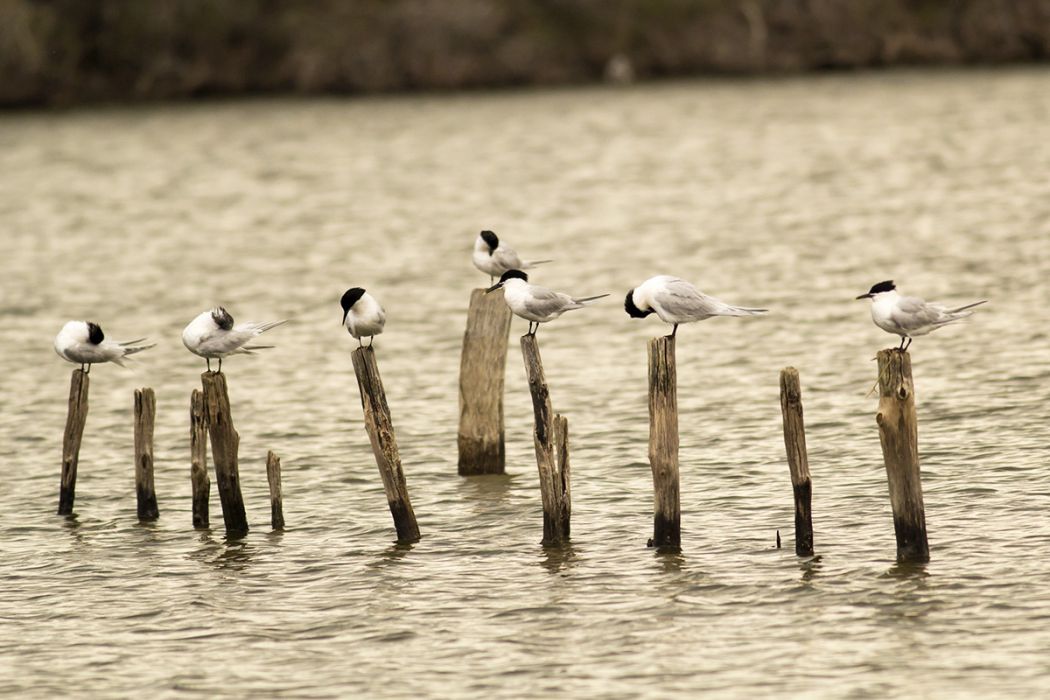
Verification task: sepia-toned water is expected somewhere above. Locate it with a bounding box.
[1,68,1048,698]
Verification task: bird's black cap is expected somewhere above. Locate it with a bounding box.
[480,230,499,251]
[87,322,105,344]
[211,307,234,330]
[624,290,651,319]
[498,269,527,283]
[868,280,896,294]
[341,288,366,322]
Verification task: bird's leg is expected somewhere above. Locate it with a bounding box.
[206,358,211,372]
[368,336,374,347]
[903,337,912,352]
[218,358,223,373]
[667,324,678,338]
[897,336,906,352]
[357,337,363,348]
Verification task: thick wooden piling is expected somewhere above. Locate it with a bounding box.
[133,388,159,521]
[648,336,680,549]
[875,349,929,563]
[779,368,813,556]
[519,335,571,545]
[266,450,285,530]
[190,389,210,529]
[58,369,89,515]
[201,372,249,535]
[458,288,513,475]
[351,346,421,543]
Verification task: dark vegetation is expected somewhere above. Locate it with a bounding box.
[1,0,1048,106]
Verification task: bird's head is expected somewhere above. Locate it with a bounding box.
[211,307,234,330]
[86,321,105,344]
[486,269,527,293]
[624,289,652,319]
[479,230,499,254]
[856,280,895,301]
[341,287,366,324]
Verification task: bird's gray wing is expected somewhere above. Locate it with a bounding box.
[890,296,945,331]
[198,329,256,354]
[524,287,575,317]
[654,278,733,319]
[492,246,524,270]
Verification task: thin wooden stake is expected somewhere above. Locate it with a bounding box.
[190,389,210,529]
[133,388,159,521]
[351,346,421,543]
[58,369,89,515]
[520,335,571,545]
[266,450,285,530]
[779,367,813,556]
[875,349,929,563]
[458,288,513,475]
[201,372,248,535]
[648,336,680,550]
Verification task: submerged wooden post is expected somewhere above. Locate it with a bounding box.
[266,450,285,530]
[351,346,421,543]
[58,369,90,515]
[201,372,248,535]
[875,349,929,563]
[190,389,210,529]
[519,335,571,545]
[648,336,680,550]
[133,388,159,521]
[779,368,813,556]
[458,289,513,475]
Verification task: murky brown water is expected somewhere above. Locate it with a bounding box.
[1,68,1049,698]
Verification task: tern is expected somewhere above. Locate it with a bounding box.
[54,321,155,373]
[182,307,286,372]
[473,230,551,284]
[486,269,608,336]
[624,275,767,337]
[340,287,386,347]
[856,280,986,351]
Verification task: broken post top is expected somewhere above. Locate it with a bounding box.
[876,349,913,401]
[779,367,802,405]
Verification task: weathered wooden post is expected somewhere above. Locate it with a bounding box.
[519,335,571,545]
[266,450,285,530]
[58,369,89,515]
[779,368,813,556]
[190,389,210,528]
[133,388,159,521]
[201,372,248,535]
[351,346,421,543]
[648,336,680,550]
[875,349,929,563]
[458,288,513,475]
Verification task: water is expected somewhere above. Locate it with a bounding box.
[1,68,1049,698]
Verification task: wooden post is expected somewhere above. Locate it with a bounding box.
[779,368,813,556]
[133,388,159,521]
[351,346,421,543]
[201,372,248,535]
[266,450,285,530]
[648,336,680,550]
[58,369,89,515]
[519,335,571,545]
[458,288,513,475]
[190,389,210,529]
[875,349,929,563]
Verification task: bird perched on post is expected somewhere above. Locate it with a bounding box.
[624,275,767,338]
[486,269,607,336]
[182,307,286,372]
[472,230,551,284]
[856,280,986,351]
[54,321,155,372]
[340,287,386,347]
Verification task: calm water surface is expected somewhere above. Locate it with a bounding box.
[1,69,1049,698]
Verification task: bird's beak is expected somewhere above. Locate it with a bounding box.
[855,293,872,300]
[341,309,349,324]
[485,283,502,294]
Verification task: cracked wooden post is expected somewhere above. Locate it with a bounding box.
[58,369,89,515]
[201,372,248,535]
[458,288,513,475]
[133,388,159,521]
[351,346,420,543]
[520,335,571,545]
[875,349,929,563]
[190,389,210,529]
[648,336,680,550]
[779,368,813,556]
[266,450,285,530]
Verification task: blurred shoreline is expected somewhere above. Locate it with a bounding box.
[2,0,1047,108]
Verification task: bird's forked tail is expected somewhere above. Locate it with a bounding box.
[574,293,610,305]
